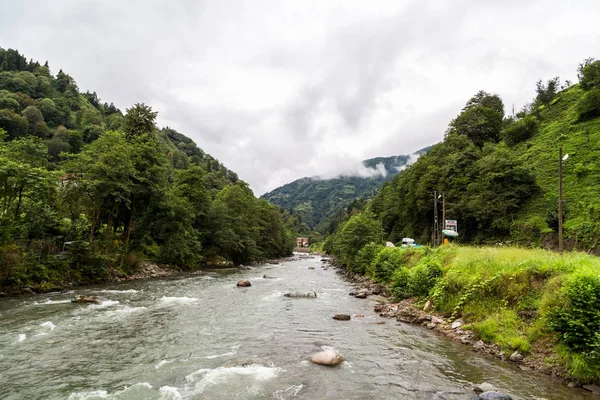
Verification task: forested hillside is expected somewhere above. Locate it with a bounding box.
[261,150,429,232]
[361,59,600,249]
[0,47,295,292]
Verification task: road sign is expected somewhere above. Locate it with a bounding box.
[445,220,457,232]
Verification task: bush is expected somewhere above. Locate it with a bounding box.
[0,244,26,285]
[576,87,600,120]
[369,247,405,283]
[390,267,410,298]
[548,273,600,354]
[580,60,600,90]
[408,258,443,297]
[353,242,382,274]
[501,116,538,146]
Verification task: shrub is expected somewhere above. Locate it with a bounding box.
[580,60,600,90]
[408,258,443,297]
[501,116,538,146]
[576,87,600,120]
[0,244,26,285]
[390,267,410,298]
[369,247,404,283]
[354,242,382,274]
[548,274,600,355]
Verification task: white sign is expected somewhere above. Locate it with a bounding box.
[445,220,457,232]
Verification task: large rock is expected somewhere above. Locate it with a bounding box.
[477,391,512,400]
[333,314,351,321]
[473,382,496,393]
[355,291,368,299]
[72,295,102,304]
[309,350,344,366]
[509,351,523,362]
[236,280,251,287]
[473,340,486,352]
[284,291,317,298]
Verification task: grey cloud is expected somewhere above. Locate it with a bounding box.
[1,0,600,196]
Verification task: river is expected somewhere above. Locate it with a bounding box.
[0,254,594,399]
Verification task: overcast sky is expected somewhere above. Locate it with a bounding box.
[2,0,600,195]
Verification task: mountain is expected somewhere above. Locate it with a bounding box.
[261,149,431,231]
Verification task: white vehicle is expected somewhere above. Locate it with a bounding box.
[401,238,415,248]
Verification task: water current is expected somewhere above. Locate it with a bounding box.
[0,254,595,399]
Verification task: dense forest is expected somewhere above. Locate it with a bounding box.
[0,47,296,292]
[261,150,429,235]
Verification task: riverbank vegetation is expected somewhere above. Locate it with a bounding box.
[333,238,600,382]
[0,47,296,293]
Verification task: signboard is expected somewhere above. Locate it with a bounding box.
[445,220,457,232]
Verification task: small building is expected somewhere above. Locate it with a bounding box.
[296,237,309,248]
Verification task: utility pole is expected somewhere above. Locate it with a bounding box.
[433,191,439,247]
[558,146,564,253]
[442,192,446,243]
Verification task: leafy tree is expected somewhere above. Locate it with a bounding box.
[335,212,380,269]
[535,77,560,106]
[123,103,157,140]
[449,91,504,147]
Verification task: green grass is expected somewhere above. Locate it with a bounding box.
[364,244,600,382]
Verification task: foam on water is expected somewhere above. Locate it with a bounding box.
[155,359,174,369]
[93,300,120,308]
[17,333,26,342]
[103,306,147,318]
[159,296,198,304]
[159,386,183,400]
[40,321,56,330]
[274,384,304,399]
[185,364,283,394]
[34,299,72,305]
[67,390,109,400]
[203,351,236,359]
[201,276,215,280]
[98,289,139,294]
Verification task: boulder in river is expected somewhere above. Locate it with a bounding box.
[477,391,512,400]
[71,295,102,304]
[473,382,496,393]
[263,275,275,279]
[509,351,523,362]
[309,349,344,366]
[333,314,351,321]
[284,291,317,298]
[355,291,368,299]
[308,267,315,270]
[236,280,251,287]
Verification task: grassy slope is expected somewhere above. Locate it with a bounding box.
[513,85,600,247]
[382,244,600,382]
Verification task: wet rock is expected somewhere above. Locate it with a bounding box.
[355,314,364,318]
[567,382,576,388]
[373,304,385,312]
[72,295,102,304]
[473,340,486,352]
[424,314,432,321]
[498,351,506,361]
[236,280,251,287]
[518,365,532,371]
[309,350,344,366]
[355,292,368,299]
[426,322,436,330]
[423,300,433,311]
[284,291,317,298]
[262,275,275,279]
[374,321,385,325]
[583,384,600,395]
[333,314,351,321]
[473,382,496,393]
[451,320,462,329]
[509,351,523,362]
[308,267,315,270]
[477,392,512,400]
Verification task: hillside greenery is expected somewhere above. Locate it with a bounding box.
[322,57,600,382]
[0,47,296,292]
